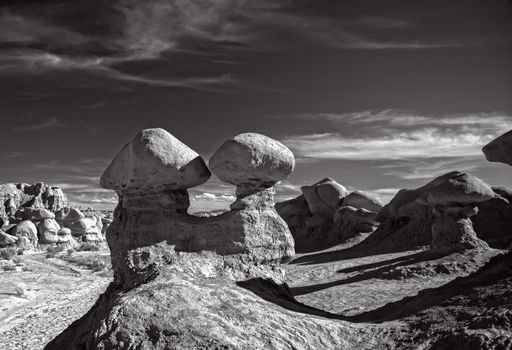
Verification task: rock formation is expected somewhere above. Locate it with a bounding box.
[0,182,68,223]
[45,129,378,349]
[482,129,512,166]
[361,171,505,254]
[416,172,496,254]
[276,178,383,252]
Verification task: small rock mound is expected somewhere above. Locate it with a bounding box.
[276,178,382,252]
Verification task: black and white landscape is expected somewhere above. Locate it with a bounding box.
[0,1,512,349]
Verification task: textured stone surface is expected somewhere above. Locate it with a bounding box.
[38,219,61,244]
[69,218,97,237]
[483,130,512,166]
[10,220,38,247]
[0,182,68,222]
[101,128,211,192]
[55,208,85,227]
[0,230,17,247]
[209,132,294,187]
[44,131,396,350]
[23,208,55,222]
[301,178,349,217]
[342,190,383,213]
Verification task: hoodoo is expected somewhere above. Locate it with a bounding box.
[45,128,376,349]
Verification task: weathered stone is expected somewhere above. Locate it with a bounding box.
[55,207,85,227]
[10,220,38,246]
[0,230,17,248]
[37,219,61,244]
[483,130,512,166]
[0,182,68,215]
[69,218,97,237]
[23,208,55,221]
[342,190,383,212]
[100,128,211,192]
[209,132,294,188]
[301,178,348,217]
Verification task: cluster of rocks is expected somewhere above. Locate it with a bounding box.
[0,182,111,254]
[276,178,383,252]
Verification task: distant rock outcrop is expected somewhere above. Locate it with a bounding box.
[361,171,509,254]
[0,182,68,223]
[45,129,378,350]
[276,178,383,252]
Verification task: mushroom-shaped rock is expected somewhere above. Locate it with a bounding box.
[209,133,294,189]
[38,219,61,244]
[417,172,495,254]
[483,130,512,166]
[301,178,349,217]
[11,220,38,245]
[0,230,17,247]
[342,190,383,212]
[100,128,211,192]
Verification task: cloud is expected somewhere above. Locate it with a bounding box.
[0,1,502,89]
[280,111,512,161]
[192,192,236,202]
[13,117,67,132]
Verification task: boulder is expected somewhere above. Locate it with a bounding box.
[333,206,378,241]
[23,208,55,221]
[209,132,294,188]
[0,230,17,247]
[55,207,85,227]
[301,178,348,217]
[482,130,512,166]
[473,188,512,249]
[69,218,97,237]
[57,227,72,243]
[100,128,211,192]
[342,190,383,212]
[38,219,61,244]
[10,220,38,245]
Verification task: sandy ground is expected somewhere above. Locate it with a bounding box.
[0,237,501,349]
[287,235,500,316]
[0,253,111,350]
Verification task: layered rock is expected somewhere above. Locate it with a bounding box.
[48,129,351,349]
[276,178,382,252]
[0,182,68,223]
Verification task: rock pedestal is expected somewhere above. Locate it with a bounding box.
[45,129,332,350]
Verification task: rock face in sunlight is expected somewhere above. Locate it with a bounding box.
[0,182,111,254]
[361,171,509,254]
[482,129,512,166]
[0,182,68,224]
[276,178,383,252]
[418,172,496,254]
[45,128,379,349]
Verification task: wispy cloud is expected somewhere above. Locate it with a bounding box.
[0,0,503,89]
[13,117,67,132]
[280,110,512,161]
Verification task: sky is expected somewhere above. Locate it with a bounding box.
[0,0,511,212]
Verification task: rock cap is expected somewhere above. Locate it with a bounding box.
[483,130,512,166]
[209,133,294,187]
[100,128,211,192]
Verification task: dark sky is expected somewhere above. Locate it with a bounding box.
[0,0,511,211]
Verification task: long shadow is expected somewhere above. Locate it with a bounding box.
[348,251,512,323]
[336,252,424,274]
[237,278,349,321]
[291,235,428,266]
[290,251,431,296]
[238,252,512,325]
